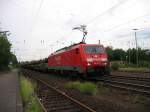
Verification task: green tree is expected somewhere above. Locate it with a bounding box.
[0,33,12,70]
[105,46,113,61]
[127,48,136,64]
[112,49,126,61]
[10,53,18,65]
[106,46,150,67]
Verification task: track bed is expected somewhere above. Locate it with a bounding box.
[21,69,150,112]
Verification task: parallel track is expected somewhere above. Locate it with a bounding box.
[22,70,96,112]
[105,75,150,82]
[22,68,150,97]
[89,75,150,95]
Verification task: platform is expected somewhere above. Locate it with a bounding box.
[0,70,23,112]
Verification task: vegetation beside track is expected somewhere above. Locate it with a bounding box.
[20,75,43,112]
[66,81,98,95]
[134,95,150,107]
[106,47,150,68]
[111,62,150,72]
[119,67,150,72]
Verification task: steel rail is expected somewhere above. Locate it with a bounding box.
[105,75,150,82]
[117,70,150,73]
[98,79,150,88]
[102,83,150,94]
[35,95,48,112]
[96,78,150,95]
[29,74,97,112]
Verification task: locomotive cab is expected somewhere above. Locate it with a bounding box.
[83,44,110,76]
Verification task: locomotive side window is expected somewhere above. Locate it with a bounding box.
[75,48,79,54]
[85,46,105,54]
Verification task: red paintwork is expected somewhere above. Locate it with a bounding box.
[48,43,109,75]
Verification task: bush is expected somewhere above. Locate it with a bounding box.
[20,76,43,112]
[66,81,97,95]
[126,63,137,67]
[111,63,119,71]
[26,98,42,112]
[79,82,98,95]
[66,81,81,90]
[139,61,150,68]
[20,76,34,104]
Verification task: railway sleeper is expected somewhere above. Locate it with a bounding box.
[49,104,81,112]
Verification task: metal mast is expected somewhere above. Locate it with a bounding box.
[133,29,138,67]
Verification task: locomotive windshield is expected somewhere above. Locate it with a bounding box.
[85,46,105,54]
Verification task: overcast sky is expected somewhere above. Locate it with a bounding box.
[0,0,150,61]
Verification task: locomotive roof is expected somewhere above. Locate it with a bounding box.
[55,42,85,52]
[51,42,103,56]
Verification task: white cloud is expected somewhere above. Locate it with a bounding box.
[0,0,150,61]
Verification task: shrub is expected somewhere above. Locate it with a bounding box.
[20,76,43,112]
[127,63,137,67]
[79,82,97,95]
[66,81,97,95]
[20,76,34,104]
[26,98,42,112]
[66,81,81,90]
[111,63,119,71]
[139,61,150,68]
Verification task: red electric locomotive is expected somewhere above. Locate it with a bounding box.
[48,42,110,76]
[48,25,110,76]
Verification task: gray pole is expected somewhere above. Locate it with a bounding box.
[133,29,138,67]
[129,49,131,64]
[99,40,100,44]
[128,41,131,64]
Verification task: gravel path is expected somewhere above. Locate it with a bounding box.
[0,70,23,112]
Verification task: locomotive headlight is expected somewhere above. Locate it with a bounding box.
[101,58,107,61]
[87,58,93,62]
[87,62,91,66]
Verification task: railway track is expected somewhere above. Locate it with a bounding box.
[89,75,150,95]
[105,75,150,82]
[23,68,150,96]
[22,70,96,112]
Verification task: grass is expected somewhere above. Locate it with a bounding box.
[66,81,98,95]
[20,76,43,112]
[26,97,43,112]
[119,67,150,72]
[97,82,110,94]
[134,95,150,107]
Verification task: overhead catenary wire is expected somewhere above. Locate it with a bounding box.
[8,0,45,61]
[9,0,150,61]
[82,0,150,49]
[28,0,128,50]
[84,0,150,34]
[52,1,129,47]
[103,12,150,32]
[29,0,44,36]
[86,0,128,25]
